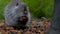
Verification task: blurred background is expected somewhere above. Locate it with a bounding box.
[0,0,54,20]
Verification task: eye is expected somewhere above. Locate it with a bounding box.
[16,3,19,6]
[24,7,27,11]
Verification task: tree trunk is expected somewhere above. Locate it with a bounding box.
[48,0,60,34]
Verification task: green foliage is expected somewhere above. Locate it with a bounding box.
[0,0,10,19]
[0,0,54,19]
[22,0,54,18]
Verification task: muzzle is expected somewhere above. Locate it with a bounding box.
[17,16,28,26]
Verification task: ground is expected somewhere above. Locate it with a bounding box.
[0,17,50,34]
